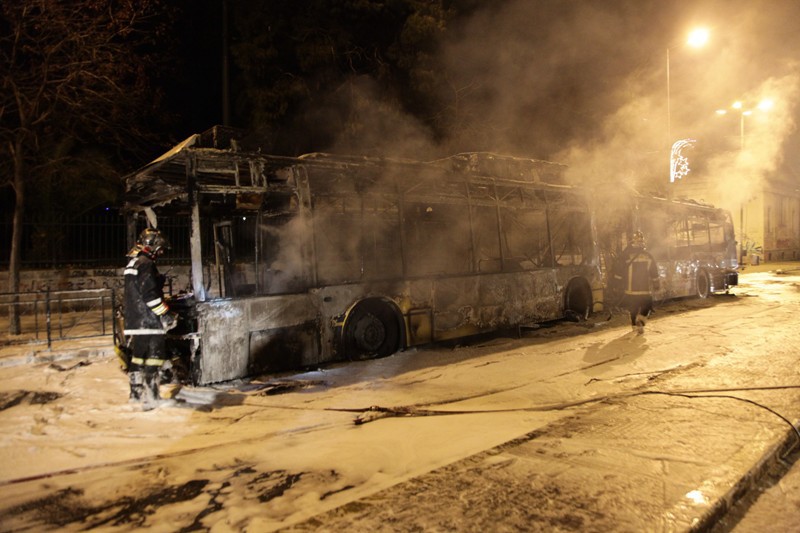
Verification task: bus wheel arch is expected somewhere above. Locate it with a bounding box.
[696,269,710,299]
[342,298,405,361]
[564,277,593,321]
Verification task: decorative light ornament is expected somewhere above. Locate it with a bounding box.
[670,138,696,183]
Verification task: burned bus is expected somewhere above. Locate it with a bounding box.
[595,190,739,305]
[124,132,603,384]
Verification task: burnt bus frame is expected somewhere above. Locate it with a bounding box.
[124,135,734,384]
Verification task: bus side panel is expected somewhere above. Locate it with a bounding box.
[247,294,322,375]
[313,270,563,353]
[432,270,559,340]
[431,277,479,339]
[492,270,561,324]
[195,300,250,385]
[194,294,321,385]
[660,257,695,299]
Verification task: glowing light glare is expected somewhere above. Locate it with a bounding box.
[670,138,696,183]
[686,28,710,48]
[686,490,709,505]
[718,99,776,116]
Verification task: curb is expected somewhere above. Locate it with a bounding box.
[691,422,800,532]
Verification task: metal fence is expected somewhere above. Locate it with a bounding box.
[0,289,118,348]
[0,210,192,268]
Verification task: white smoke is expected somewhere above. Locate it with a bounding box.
[704,74,800,210]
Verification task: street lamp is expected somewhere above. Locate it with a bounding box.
[714,98,774,264]
[715,99,773,150]
[686,28,710,48]
[667,27,710,144]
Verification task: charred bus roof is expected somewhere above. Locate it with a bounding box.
[123,130,569,215]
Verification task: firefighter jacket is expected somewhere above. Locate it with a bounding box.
[123,253,169,335]
[613,246,660,296]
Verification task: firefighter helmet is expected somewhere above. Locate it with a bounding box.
[138,228,170,256]
[631,231,646,249]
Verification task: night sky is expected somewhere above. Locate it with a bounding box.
[165,0,225,139]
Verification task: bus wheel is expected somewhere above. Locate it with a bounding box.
[344,300,402,360]
[696,270,710,299]
[564,279,592,321]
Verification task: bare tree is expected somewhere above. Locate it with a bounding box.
[1,0,167,333]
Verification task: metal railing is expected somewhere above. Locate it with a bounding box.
[0,211,192,268]
[0,289,117,348]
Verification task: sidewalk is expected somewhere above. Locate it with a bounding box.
[0,335,114,368]
[736,259,800,274]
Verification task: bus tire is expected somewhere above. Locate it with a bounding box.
[564,279,592,321]
[343,299,402,361]
[696,270,710,299]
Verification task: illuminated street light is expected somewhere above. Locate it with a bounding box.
[715,98,774,263]
[686,28,710,48]
[715,99,773,150]
[757,99,774,111]
[667,27,710,172]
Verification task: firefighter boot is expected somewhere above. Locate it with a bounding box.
[635,314,647,335]
[129,370,144,402]
[141,366,162,411]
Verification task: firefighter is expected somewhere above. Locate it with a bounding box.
[612,231,660,334]
[123,228,176,409]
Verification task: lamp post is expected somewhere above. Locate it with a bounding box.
[667,28,710,145]
[715,99,773,150]
[714,98,774,264]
